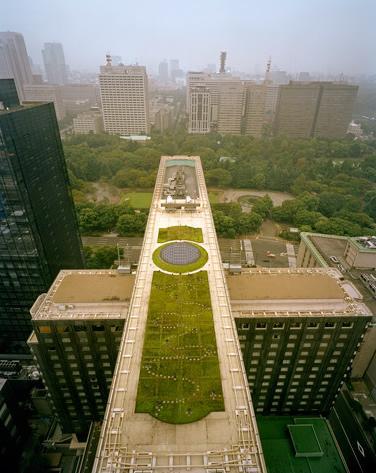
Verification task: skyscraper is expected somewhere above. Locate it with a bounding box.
[158,60,169,82]
[99,55,149,135]
[274,81,358,138]
[0,79,84,353]
[42,42,68,85]
[0,32,33,100]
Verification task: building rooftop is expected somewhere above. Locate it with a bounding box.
[257,416,346,473]
[228,268,371,317]
[52,272,134,303]
[30,270,134,320]
[227,269,345,300]
[351,236,376,251]
[301,232,376,315]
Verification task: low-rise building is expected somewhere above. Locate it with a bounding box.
[23,83,65,120]
[73,109,103,134]
[345,236,376,269]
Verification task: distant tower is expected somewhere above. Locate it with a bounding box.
[219,51,227,74]
[42,42,68,85]
[264,57,272,83]
[106,53,112,66]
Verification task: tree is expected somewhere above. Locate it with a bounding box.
[205,168,232,187]
[252,195,273,218]
[236,212,263,234]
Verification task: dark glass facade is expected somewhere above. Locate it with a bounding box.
[0,81,84,353]
[0,79,20,109]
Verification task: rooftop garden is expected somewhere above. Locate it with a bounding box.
[157,225,204,243]
[136,271,224,423]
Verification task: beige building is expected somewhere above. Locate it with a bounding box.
[344,236,376,269]
[99,56,149,135]
[23,83,65,120]
[187,71,244,135]
[274,81,358,138]
[73,109,103,134]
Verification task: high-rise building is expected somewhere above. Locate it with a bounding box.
[23,84,65,121]
[42,42,68,85]
[99,55,149,135]
[244,82,268,137]
[158,60,169,82]
[274,81,358,138]
[0,79,84,353]
[29,157,371,472]
[228,269,371,414]
[0,32,33,100]
[187,71,244,134]
[28,270,134,434]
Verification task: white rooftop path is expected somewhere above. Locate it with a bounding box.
[92,156,266,473]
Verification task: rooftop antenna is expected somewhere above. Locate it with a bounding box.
[106,53,112,66]
[219,51,227,74]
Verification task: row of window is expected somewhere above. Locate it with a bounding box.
[240,321,353,330]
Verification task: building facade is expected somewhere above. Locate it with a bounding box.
[23,83,66,121]
[42,42,67,85]
[244,82,268,137]
[73,109,103,134]
[0,32,33,100]
[229,269,371,415]
[28,270,133,434]
[99,57,149,135]
[0,79,84,353]
[274,81,358,138]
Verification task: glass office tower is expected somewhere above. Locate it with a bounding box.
[0,79,84,353]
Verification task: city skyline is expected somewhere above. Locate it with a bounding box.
[0,0,374,75]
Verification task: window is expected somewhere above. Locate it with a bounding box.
[241,323,250,330]
[256,322,266,330]
[273,322,284,329]
[342,321,353,329]
[308,322,318,329]
[93,324,105,332]
[325,322,335,328]
[290,322,301,329]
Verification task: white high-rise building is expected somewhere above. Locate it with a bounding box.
[0,31,33,100]
[99,55,149,135]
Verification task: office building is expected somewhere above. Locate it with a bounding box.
[73,109,103,134]
[244,82,268,137]
[28,270,134,434]
[0,31,33,100]
[0,375,37,468]
[32,156,267,472]
[274,81,358,138]
[23,83,65,121]
[158,60,169,82]
[187,71,244,134]
[0,79,84,353]
[42,42,67,85]
[29,157,373,472]
[99,55,149,135]
[229,268,371,414]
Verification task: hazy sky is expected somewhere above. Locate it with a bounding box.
[1,0,374,75]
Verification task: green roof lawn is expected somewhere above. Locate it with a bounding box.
[136,271,224,423]
[157,226,203,243]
